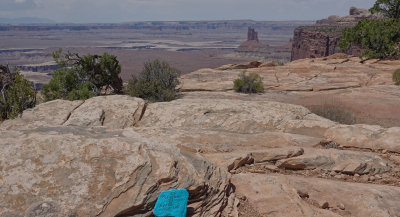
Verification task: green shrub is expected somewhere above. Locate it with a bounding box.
[339,0,400,59]
[233,71,264,93]
[393,68,400,84]
[126,59,181,102]
[0,66,36,120]
[41,49,122,101]
[370,0,400,19]
[339,18,400,59]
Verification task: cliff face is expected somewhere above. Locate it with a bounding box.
[291,7,380,61]
[291,27,342,61]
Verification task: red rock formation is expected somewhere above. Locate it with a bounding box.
[247,27,259,42]
[291,27,343,60]
[236,27,270,53]
[291,7,380,61]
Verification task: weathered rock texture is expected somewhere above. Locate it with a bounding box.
[181,55,400,128]
[291,7,381,61]
[233,173,400,217]
[0,96,232,217]
[2,56,400,216]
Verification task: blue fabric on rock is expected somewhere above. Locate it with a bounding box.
[153,189,189,217]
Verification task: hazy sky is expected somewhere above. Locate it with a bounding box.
[0,0,376,23]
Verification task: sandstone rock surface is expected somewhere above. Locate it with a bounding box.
[0,96,231,217]
[181,56,400,128]
[233,173,400,217]
[2,56,400,216]
[276,148,393,175]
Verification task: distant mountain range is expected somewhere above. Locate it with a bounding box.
[0,17,55,24]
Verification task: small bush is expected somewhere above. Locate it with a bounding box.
[126,59,181,102]
[393,69,400,85]
[0,66,36,120]
[233,71,264,93]
[41,49,122,101]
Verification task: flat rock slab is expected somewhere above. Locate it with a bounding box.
[140,98,335,135]
[181,57,399,92]
[232,173,400,217]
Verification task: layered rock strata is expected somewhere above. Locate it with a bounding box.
[291,7,381,61]
[2,56,400,216]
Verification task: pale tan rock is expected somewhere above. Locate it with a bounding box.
[0,99,83,130]
[276,148,393,175]
[181,56,399,93]
[232,174,342,217]
[265,165,279,172]
[0,126,231,217]
[325,124,400,153]
[139,98,333,135]
[0,96,232,217]
[232,173,400,217]
[64,95,145,129]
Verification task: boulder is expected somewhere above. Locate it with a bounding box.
[63,95,145,129]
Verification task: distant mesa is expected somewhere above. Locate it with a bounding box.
[236,27,270,53]
[291,7,382,61]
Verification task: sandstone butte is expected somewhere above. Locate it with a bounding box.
[1,54,400,217]
[291,7,382,61]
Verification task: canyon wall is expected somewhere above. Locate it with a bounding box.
[291,7,380,61]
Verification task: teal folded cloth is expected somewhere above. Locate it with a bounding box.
[153,189,189,217]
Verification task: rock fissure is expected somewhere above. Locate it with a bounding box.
[61,100,85,125]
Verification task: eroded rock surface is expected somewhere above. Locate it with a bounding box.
[0,96,231,217]
[233,173,400,217]
[181,56,400,128]
[2,55,400,216]
[276,148,393,175]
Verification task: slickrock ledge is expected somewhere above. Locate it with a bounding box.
[2,55,400,216]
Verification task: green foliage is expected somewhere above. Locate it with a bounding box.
[4,73,36,119]
[339,18,400,59]
[126,59,181,102]
[0,69,36,120]
[393,68,400,84]
[233,71,264,93]
[41,49,122,101]
[41,68,95,101]
[370,0,400,19]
